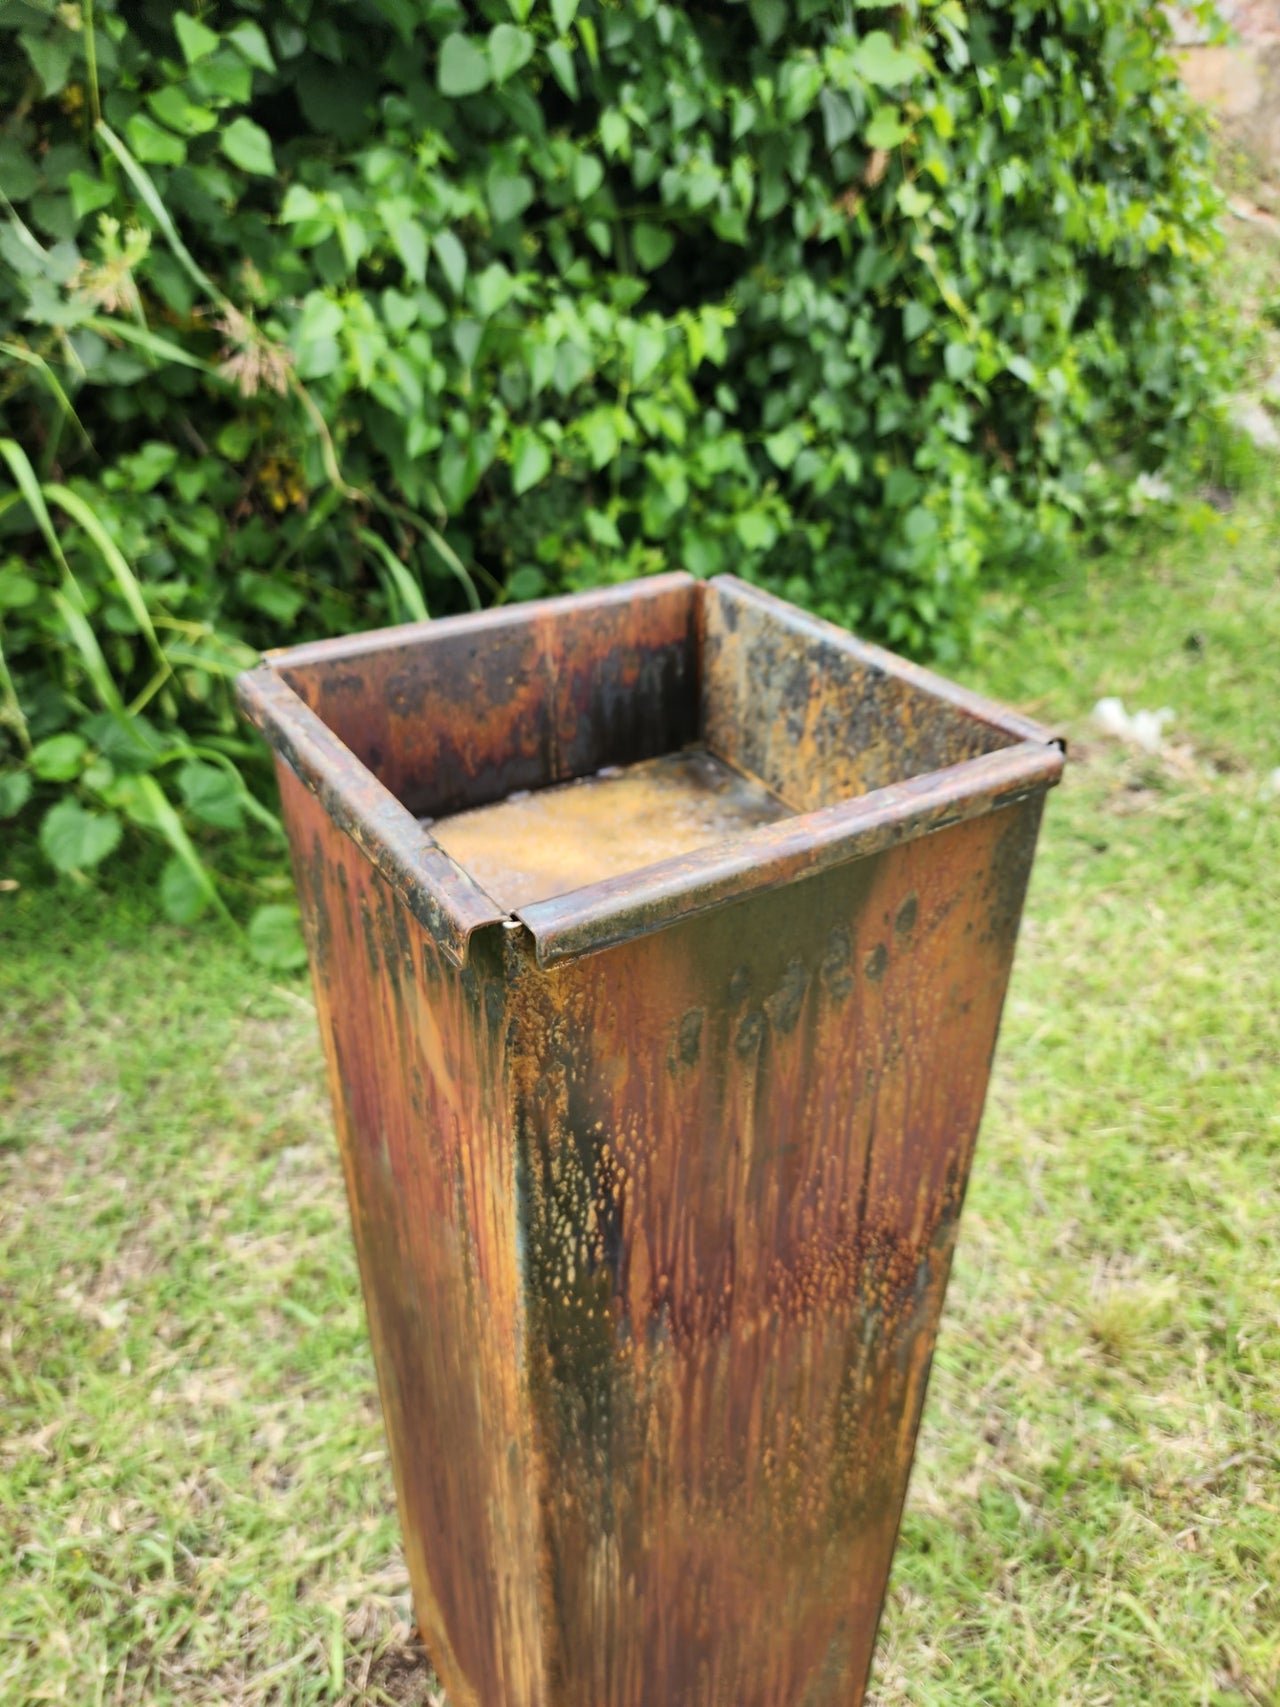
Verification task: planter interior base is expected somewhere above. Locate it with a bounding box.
[427,745,793,911]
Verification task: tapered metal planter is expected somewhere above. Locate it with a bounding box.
[238,574,1063,1707]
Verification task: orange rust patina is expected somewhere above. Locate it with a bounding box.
[239,575,1063,1707]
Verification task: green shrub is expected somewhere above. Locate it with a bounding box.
[0,0,1234,929]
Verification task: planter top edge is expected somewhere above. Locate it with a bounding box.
[238,576,1065,969]
[257,570,698,675]
[515,737,1063,967]
[237,663,507,967]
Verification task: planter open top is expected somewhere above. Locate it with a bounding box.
[237,571,1062,968]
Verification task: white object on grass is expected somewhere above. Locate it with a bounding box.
[1092,697,1175,754]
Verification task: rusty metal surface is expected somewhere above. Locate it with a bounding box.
[244,574,1063,1706]
[702,575,1059,811]
[269,573,698,819]
[237,666,505,967]
[508,797,1046,1705]
[278,764,546,1705]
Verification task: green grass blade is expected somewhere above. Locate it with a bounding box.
[134,774,234,925]
[419,520,481,611]
[0,437,88,612]
[369,496,483,610]
[358,528,430,625]
[83,0,101,127]
[85,317,215,373]
[0,627,32,755]
[43,481,166,666]
[95,123,226,308]
[50,589,125,714]
[159,644,257,681]
[0,342,92,450]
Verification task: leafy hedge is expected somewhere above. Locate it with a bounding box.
[0,0,1232,935]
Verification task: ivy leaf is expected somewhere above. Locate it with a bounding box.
[764,426,802,470]
[67,171,114,218]
[573,152,604,202]
[633,223,674,271]
[631,324,667,387]
[820,89,857,151]
[40,800,122,873]
[298,291,344,343]
[600,109,629,160]
[381,287,418,333]
[748,0,786,48]
[865,106,910,150]
[160,854,212,924]
[174,12,220,65]
[511,430,552,494]
[0,771,33,819]
[221,118,276,177]
[248,904,309,971]
[546,41,578,100]
[0,565,37,609]
[178,760,243,830]
[281,184,323,224]
[488,171,534,224]
[125,114,187,168]
[31,734,87,782]
[433,229,468,296]
[903,505,938,546]
[897,180,933,218]
[227,20,276,73]
[452,317,483,368]
[944,341,975,381]
[438,33,491,96]
[387,214,428,283]
[854,30,919,87]
[488,23,534,85]
[579,408,620,469]
[148,85,219,136]
[473,261,514,318]
[903,300,931,341]
[21,29,76,97]
[551,0,579,35]
[711,207,747,245]
[507,566,546,600]
[735,509,778,551]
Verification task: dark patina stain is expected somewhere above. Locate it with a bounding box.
[736,1008,766,1056]
[675,1007,704,1068]
[864,942,888,983]
[385,664,431,719]
[765,959,810,1036]
[821,926,854,1002]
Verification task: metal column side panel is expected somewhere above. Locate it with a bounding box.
[277,763,549,1707]
[503,795,1045,1707]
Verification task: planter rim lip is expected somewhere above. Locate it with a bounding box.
[238,575,1065,969]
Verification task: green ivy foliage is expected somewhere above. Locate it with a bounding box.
[0,0,1233,933]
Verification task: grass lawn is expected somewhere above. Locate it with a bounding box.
[5,278,1280,1707]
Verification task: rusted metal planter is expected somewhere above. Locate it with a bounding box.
[238,574,1063,1707]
